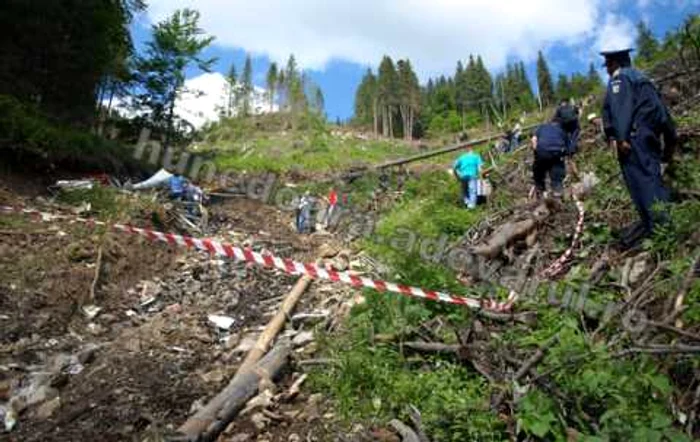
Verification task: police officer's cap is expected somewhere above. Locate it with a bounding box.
[599,48,634,66]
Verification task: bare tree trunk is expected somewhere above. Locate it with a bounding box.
[388,105,394,138]
[399,105,408,141]
[373,100,379,138]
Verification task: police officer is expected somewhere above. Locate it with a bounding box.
[601,47,676,248]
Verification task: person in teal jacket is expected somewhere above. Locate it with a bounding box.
[453,145,483,209]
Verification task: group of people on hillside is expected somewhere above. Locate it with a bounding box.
[453,45,677,249]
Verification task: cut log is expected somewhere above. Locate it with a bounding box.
[471,219,536,259]
[239,276,312,372]
[189,342,291,442]
[471,203,550,259]
[177,276,311,438]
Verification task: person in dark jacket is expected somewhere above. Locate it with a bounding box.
[601,47,677,248]
[531,117,571,200]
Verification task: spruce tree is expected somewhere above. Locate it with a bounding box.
[454,61,468,117]
[377,55,398,137]
[353,69,377,131]
[556,74,572,102]
[397,59,420,140]
[241,54,253,116]
[586,63,602,94]
[636,21,660,65]
[225,62,238,117]
[536,51,555,106]
[475,56,493,104]
[517,62,535,111]
[266,62,278,112]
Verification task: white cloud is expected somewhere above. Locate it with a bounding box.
[145,0,605,76]
[595,13,636,53]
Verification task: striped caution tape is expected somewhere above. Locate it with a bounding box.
[540,196,586,279]
[0,205,518,312]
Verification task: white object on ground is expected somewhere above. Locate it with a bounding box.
[132,168,173,190]
[55,180,94,191]
[208,314,235,330]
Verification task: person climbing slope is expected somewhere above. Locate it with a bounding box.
[453,145,483,209]
[531,116,572,201]
[600,47,677,248]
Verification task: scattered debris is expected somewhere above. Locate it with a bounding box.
[208,314,235,330]
[292,331,314,348]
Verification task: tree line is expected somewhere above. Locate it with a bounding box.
[354,52,603,140]
[222,54,324,119]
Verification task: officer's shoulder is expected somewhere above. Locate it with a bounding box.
[620,67,647,82]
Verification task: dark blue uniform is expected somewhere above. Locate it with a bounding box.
[533,123,570,194]
[603,67,671,232]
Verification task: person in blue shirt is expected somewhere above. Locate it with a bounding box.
[453,145,483,209]
[601,47,677,247]
[531,117,571,200]
[168,172,187,200]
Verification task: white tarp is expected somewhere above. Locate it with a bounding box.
[132,168,173,190]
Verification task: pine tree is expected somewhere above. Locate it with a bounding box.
[241,54,253,116]
[377,55,398,138]
[313,87,325,115]
[285,54,304,113]
[636,21,660,65]
[474,56,493,121]
[266,62,278,112]
[276,70,286,110]
[397,59,420,140]
[586,63,602,94]
[570,72,588,99]
[556,74,572,102]
[518,62,535,111]
[536,51,555,107]
[464,55,479,109]
[225,62,238,117]
[475,56,493,103]
[454,61,468,118]
[353,69,376,128]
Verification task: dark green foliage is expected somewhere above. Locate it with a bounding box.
[636,21,661,66]
[0,95,143,172]
[537,51,556,107]
[135,8,216,145]
[241,55,254,116]
[354,69,378,126]
[265,62,278,112]
[0,0,143,124]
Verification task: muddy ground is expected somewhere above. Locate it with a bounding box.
[0,180,363,442]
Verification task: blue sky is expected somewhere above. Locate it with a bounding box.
[131,0,699,122]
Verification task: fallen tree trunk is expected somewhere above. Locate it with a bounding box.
[187,342,291,442]
[239,275,312,372]
[177,275,312,438]
[471,203,550,259]
[471,219,536,259]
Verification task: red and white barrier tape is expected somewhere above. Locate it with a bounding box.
[0,205,518,312]
[540,196,586,279]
